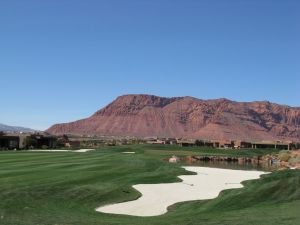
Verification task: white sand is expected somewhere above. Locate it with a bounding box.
[28,149,94,153]
[73,149,95,152]
[122,152,136,154]
[28,150,70,152]
[96,166,268,217]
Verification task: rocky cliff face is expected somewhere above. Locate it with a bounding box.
[46,94,300,141]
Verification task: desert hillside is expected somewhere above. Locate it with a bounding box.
[47,94,300,141]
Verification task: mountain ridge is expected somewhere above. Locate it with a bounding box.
[46,94,300,141]
[0,123,35,132]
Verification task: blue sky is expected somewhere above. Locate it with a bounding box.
[0,0,299,130]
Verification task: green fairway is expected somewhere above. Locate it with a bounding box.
[0,145,299,225]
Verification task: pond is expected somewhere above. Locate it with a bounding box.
[179,159,279,172]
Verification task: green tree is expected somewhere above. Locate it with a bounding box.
[25,136,38,149]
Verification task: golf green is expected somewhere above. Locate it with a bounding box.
[0,145,299,225]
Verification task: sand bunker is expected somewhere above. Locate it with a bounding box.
[73,149,94,152]
[122,152,136,154]
[28,149,94,153]
[28,150,70,152]
[96,167,267,217]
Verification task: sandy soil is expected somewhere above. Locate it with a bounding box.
[28,150,70,152]
[28,149,94,153]
[96,166,267,217]
[73,149,95,152]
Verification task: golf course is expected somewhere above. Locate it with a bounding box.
[0,145,299,225]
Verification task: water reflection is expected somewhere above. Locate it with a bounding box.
[179,160,278,172]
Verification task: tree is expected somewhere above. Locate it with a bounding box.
[25,136,38,149]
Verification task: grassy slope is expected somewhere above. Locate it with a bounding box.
[0,145,299,225]
[139,144,280,157]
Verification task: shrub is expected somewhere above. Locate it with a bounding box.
[278,152,291,161]
[288,155,300,165]
[42,145,48,149]
[25,137,37,148]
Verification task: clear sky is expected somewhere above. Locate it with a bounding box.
[0,0,299,130]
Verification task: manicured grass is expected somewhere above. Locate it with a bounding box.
[102,144,281,157]
[0,145,299,225]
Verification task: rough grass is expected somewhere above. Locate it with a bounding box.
[0,145,299,225]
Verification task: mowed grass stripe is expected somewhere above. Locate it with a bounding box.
[0,145,299,225]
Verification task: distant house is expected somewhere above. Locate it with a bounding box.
[167,138,178,145]
[0,133,28,150]
[0,135,19,149]
[144,136,166,144]
[32,134,57,148]
[0,133,57,150]
[250,141,292,150]
[177,139,196,147]
[218,140,234,149]
[195,139,215,147]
